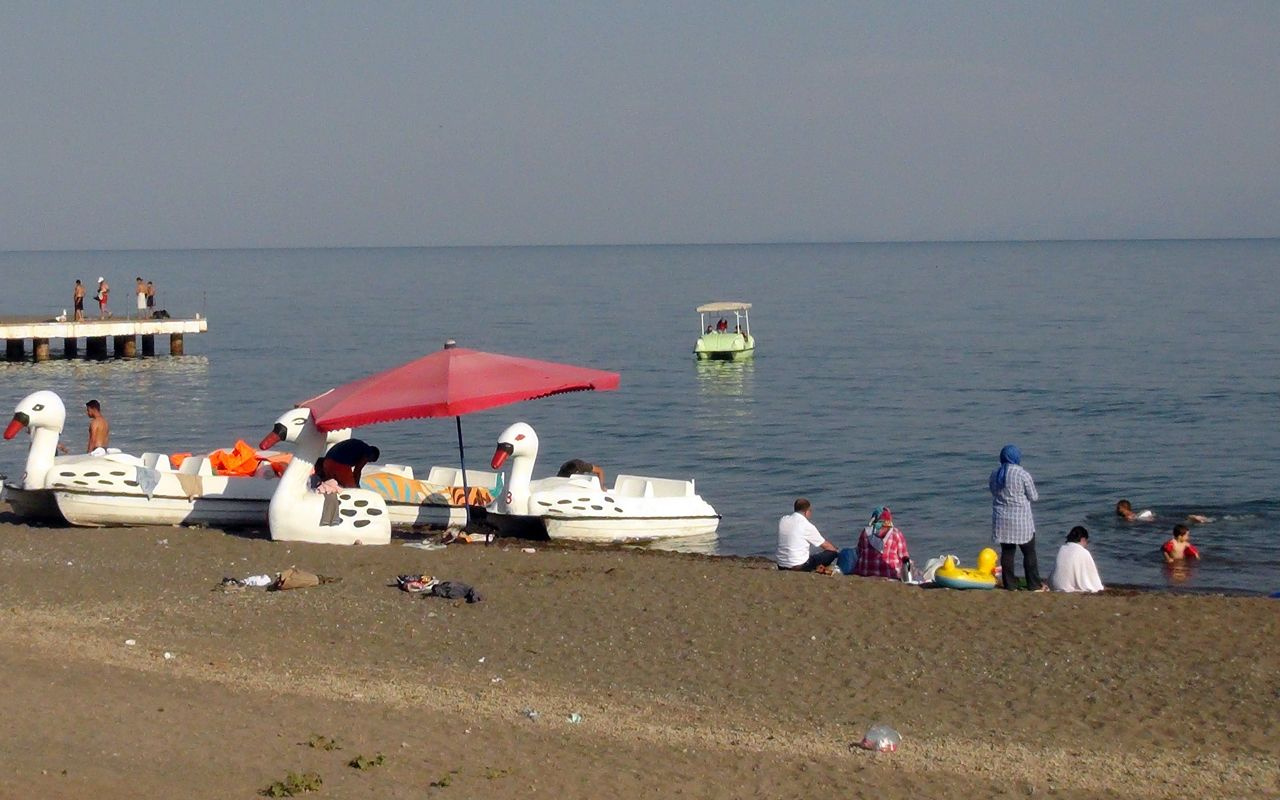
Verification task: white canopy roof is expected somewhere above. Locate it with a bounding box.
[696,301,752,313]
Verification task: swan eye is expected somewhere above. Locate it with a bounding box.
[33,404,44,411]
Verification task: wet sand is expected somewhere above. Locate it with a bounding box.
[0,508,1276,799]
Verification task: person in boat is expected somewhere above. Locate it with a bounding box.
[1162,524,1200,563]
[716,317,728,332]
[851,506,910,580]
[556,458,607,489]
[776,497,839,573]
[63,399,110,456]
[72,279,85,322]
[319,439,380,488]
[1049,526,1104,593]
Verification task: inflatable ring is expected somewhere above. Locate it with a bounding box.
[933,547,998,590]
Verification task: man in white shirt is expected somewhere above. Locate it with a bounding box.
[1049,526,1105,593]
[776,497,839,572]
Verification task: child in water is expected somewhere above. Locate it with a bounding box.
[1162,524,1201,562]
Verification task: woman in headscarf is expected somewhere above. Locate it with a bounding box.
[989,444,1045,590]
[853,506,911,580]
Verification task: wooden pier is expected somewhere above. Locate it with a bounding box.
[0,316,208,361]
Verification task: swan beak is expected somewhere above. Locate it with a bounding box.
[259,423,287,449]
[4,413,28,440]
[491,442,513,469]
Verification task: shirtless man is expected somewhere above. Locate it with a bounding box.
[85,399,110,454]
[135,276,147,318]
[73,280,85,322]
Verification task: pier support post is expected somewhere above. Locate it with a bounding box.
[64,338,79,357]
[118,336,137,357]
[170,333,184,355]
[86,337,108,359]
[5,339,24,361]
[141,334,155,356]
[33,338,50,362]
[112,335,129,358]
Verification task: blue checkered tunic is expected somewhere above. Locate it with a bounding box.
[990,463,1038,544]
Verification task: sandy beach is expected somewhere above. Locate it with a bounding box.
[0,506,1275,799]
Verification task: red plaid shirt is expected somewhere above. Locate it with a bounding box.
[853,527,909,579]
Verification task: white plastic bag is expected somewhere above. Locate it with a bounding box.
[859,723,902,752]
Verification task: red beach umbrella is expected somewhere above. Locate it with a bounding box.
[302,341,619,429]
[300,340,620,528]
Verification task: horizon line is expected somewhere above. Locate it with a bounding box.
[3,234,1278,256]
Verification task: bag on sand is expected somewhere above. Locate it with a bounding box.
[269,567,339,591]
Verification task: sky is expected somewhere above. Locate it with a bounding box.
[1,2,1277,250]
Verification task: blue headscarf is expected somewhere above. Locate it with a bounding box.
[991,444,1021,492]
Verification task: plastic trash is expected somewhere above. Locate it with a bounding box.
[567,712,583,724]
[520,708,540,721]
[242,574,272,587]
[858,723,902,752]
[402,541,447,551]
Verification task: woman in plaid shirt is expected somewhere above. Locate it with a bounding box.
[989,444,1046,591]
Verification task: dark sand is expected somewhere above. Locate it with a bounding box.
[0,508,1276,799]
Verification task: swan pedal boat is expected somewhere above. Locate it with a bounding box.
[486,422,720,543]
[6,391,495,530]
[258,407,499,545]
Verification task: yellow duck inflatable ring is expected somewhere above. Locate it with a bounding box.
[933,547,999,590]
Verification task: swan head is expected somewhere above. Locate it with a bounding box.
[491,421,539,469]
[5,390,66,440]
[260,407,316,448]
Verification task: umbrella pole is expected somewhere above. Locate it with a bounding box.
[455,415,471,530]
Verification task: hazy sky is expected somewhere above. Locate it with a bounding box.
[2,2,1277,249]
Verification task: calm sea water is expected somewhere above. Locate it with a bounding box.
[2,241,1278,594]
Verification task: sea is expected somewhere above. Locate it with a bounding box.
[2,240,1277,595]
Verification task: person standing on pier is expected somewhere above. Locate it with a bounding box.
[135,277,148,318]
[96,277,111,319]
[146,280,156,315]
[73,280,85,322]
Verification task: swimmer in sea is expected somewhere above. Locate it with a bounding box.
[1162,524,1200,563]
[1115,499,1155,521]
[1117,499,1209,525]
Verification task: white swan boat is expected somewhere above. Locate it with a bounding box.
[3,390,89,522]
[485,422,720,542]
[260,407,392,545]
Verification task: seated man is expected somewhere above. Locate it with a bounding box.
[852,506,910,580]
[557,458,607,489]
[1050,526,1104,593]
[776,497,838,573]
[320,439,380,488]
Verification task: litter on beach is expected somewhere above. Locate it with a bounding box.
[857,723,902,752]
